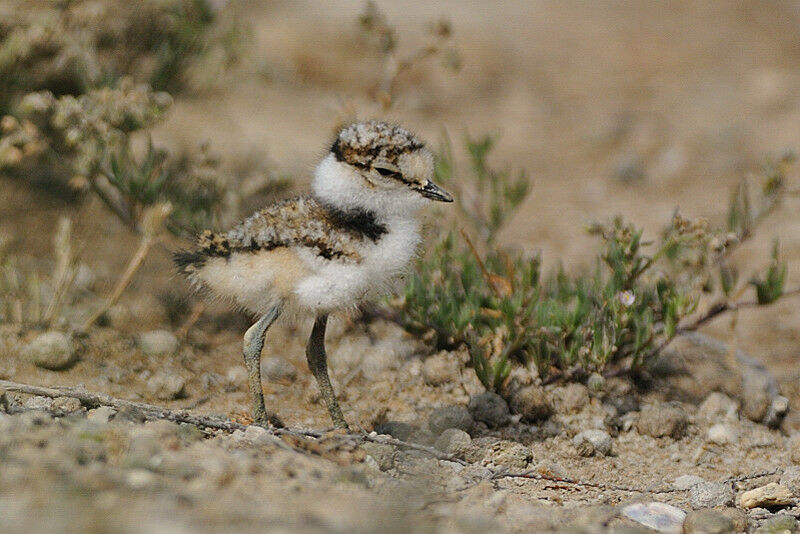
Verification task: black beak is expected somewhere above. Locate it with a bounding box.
[419,181,454,202]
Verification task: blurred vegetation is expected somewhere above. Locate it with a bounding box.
[0,0,261,237]
[0,0,265,329]
[396,140,793,393]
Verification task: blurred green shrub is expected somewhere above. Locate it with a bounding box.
[396,140,791,392]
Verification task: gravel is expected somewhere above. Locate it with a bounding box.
[428,405,474,435]
[636,403,688,439]
[24,331,76,371]
[690,482,735,508]
[468,392,511,428]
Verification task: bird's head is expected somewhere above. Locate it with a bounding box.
[313,121,453,216]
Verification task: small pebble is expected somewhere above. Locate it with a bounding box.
[553,383,590,414]
[755,514,797,534]
[697,392,739,422]
[572,429,613,457]
[740,483,793,509]
[707,423,738,445]
[25,331,76,371]
[421,351,460,386]
[87,406,117,424]
[137,330,179,356]
[682,509,734,534]
[690,482,735,509]
[637,403,688,439]
[468,392,511,428]
[433,428,472,456]
[51,396,82,414]
[621,502,685,534]
[261,356,297,382]
[147,371,186,400]
[428,405,474,435]
[508,386,553,422]
[361,442,395,471]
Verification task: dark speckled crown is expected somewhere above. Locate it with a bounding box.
[331,121,426,169]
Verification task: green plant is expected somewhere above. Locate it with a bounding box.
[396,141,794,393]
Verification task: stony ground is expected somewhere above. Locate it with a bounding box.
[2,319,800,533]
[4,1,800,533]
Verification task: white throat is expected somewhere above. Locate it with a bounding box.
[311,154,427,220]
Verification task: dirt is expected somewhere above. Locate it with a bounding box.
[3,1,800,532]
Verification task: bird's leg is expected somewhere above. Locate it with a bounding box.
[306,315,349,430]
[242,305,283,427]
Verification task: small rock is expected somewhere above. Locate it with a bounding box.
[482,440,532,470]
[50,396,82,414]
[741,371,773,423]
[682,509,734,534]
[147,371,186,400]
[468,392,511,428]
[779,466,800,497]
[707,423,738,445]
[509,386,553,422]
[637,404,688,439]
[87,406,117,424]
[621,502,685,534]
[136,330,179,356]
[673,475,705,491]
[572,429,613,457]
[755,515,797,534]
[243,425,276,446]
[690,482,735,508]
[553,383,590,414]
[422,351,460,386]
[587,373,605,392]
[740,483,793,509]
[22,395,53,411]
[260,356,297,382]
[765,396,790,429]
[428,405,474,435]
[361,442,395,471]
[697,392,739,422]
[716,508,748,533]
[25,331,76,370]
[374,421,418,441]
[434,428,472,456]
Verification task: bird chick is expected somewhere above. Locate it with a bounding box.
[174,121,453,429]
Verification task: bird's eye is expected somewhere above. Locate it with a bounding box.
[375,167,399,177]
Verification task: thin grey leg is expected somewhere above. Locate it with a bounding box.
[242,305,283,427]
[306,315,349,430]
